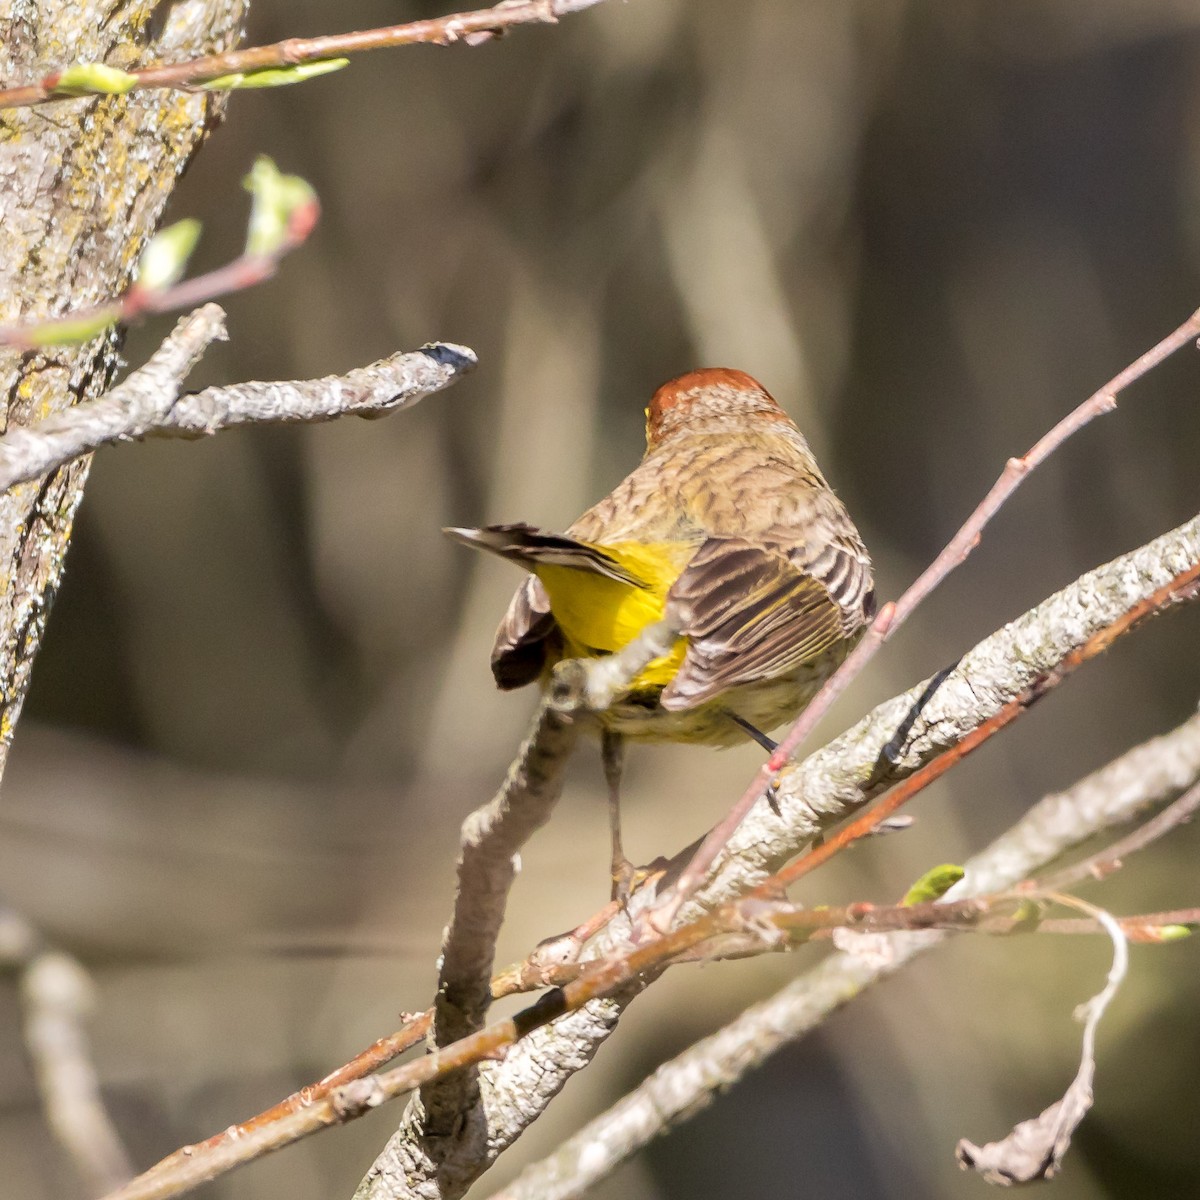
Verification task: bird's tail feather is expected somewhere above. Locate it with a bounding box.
[443,523,645,586]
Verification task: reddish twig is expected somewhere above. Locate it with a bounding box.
[96,869,1196,1200]
[0,1,610,110]
[650,305,1200,931]
[124,1019,430,1198]
[0,200,318,351]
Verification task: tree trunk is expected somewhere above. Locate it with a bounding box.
[0,0,248,778]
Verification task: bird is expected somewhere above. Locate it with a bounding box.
[445,368,874,898]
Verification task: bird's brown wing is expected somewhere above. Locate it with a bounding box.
[661,535,873,711]
[490,575,562,690]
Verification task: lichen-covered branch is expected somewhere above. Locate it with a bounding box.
[0,305,226,492]
[402,699,579,1170]
[0,312,476,494]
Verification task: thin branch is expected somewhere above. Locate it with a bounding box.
[1036,776,1200,893]
[0,1,613,110]
[0,905,133,1195]
[489,710,1200,1200]
[362,632,697,1194]
[0,182,318,350]
[0,315,477,493]
[1036,909,1200,940]
[650,304,1200,931]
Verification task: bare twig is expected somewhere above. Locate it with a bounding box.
[0,1,614,110]
[651,305,1200,931]
[489,711,1200,1200]
[0,315,476,493]
[1036,777,1200,893]
[0,905,133,1195]
[0,183,318,350]
[1036,909,1199,940]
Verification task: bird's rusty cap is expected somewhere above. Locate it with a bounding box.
[644,367,787,447]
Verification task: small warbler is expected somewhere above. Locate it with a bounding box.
[447,368,874,894]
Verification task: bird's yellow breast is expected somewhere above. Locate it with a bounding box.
[534,540,693,689]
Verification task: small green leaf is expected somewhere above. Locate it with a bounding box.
[51,63,138,97]
[902,863,965,907]
[203,58,349,91]
[243,156,318,256]
[136,219,202,292]
[24,311,117,347]
[1155,924,1193,942]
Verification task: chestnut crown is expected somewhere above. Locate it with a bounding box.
[644,368,786,447]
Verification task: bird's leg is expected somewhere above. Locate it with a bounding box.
[601,728,636,902]
[725,711,784,817]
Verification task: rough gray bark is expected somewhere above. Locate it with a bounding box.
[0,0,248,779]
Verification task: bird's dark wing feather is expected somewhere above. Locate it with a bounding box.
[661,535,873,710]
[491,575,561,690]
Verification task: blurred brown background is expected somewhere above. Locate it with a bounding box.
[4,2,1200,1197]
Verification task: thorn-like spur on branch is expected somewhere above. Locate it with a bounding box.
[0,307,477,494]
[0,1,615,109]
[650,304,1200,930]
[0,905,134,1196]
[489,709,1200,1200]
